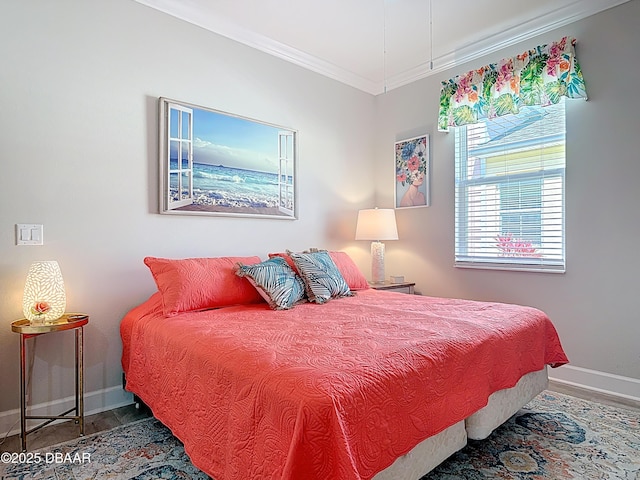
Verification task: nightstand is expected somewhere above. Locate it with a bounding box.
[369,281,415,294]
[11,313,88,451]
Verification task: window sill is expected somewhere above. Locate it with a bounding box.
[454,261,565,274]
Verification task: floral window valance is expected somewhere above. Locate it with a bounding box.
[438,36,587,132]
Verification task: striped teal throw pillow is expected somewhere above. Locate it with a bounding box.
[236,257,306,310]
[289,251,353,304]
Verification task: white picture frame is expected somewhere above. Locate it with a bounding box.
[158,97,298,219]
[394,134,430,208]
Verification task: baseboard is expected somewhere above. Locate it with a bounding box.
[548,364,640,407]
[0,386,133,439]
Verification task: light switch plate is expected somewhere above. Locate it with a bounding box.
[16,224,43,245]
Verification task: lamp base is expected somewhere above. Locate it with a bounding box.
[370,241,385,284]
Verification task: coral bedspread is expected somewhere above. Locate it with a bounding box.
[121,289,567,480]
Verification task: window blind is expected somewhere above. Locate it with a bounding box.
[454,99,566,272]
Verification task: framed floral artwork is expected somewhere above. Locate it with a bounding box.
[395,134,429,208]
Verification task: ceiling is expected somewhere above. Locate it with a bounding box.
[134,0,628,95]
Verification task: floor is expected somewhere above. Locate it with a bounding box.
[1,384,638,454]
[0,402,153,454]
[548,379,640,411]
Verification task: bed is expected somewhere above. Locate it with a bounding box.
[121,253,568,480]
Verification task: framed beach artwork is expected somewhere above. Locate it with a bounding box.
[158,97,297,219]
[395,134,430,208]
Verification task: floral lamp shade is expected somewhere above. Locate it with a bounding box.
[22,261,66,323]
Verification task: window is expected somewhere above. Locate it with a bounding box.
[454,99,565,272]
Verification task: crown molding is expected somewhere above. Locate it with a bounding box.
[134,0,380,94]
[135,0,630,96]
[384,0,630,94]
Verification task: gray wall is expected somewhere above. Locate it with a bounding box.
[0,0,376,431]
[374,0,640,395]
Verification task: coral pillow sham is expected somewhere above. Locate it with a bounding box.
[144,256,264,316]
[327,251,369,290]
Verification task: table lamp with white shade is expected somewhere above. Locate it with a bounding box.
[355,208,399,284]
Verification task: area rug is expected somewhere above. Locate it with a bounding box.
[1,391,638,479]
[422,390,639,479]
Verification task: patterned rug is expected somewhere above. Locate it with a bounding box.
[422,391,639,479]
[1,391,638,479]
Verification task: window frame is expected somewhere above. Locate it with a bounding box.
[454,101,566,273]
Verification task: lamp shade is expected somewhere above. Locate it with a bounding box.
[22,261,66,323]
[355,208,399,241]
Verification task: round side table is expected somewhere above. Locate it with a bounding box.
[11,313,89,451]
